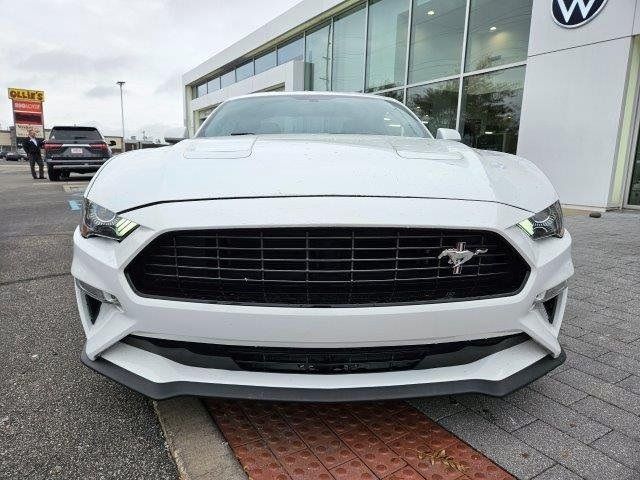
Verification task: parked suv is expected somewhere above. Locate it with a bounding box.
[44,126,115,181]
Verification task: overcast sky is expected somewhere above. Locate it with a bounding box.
[0,0,300,140]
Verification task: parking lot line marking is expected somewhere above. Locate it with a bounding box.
[63,184,89,193]
[29,182,90,187]
[206,400,516,480]
[68,200,82,211]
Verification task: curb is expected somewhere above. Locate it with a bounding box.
[154,397,247,480]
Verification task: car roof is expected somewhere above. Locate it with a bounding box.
[50,126,101,130]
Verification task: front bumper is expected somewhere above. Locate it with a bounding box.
[46,159,107,171]
[72,196,573,400]
[81,344,566,401]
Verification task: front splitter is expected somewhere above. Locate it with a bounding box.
[81,349,565,402]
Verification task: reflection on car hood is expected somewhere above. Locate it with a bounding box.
[87,135,557,214]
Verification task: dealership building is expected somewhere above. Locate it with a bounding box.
[182,0,640,210]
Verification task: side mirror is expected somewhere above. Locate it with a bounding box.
[436,128,461,142]
[108,140,117,146]
[164,127,188,145]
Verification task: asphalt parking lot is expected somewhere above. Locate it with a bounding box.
[1,160,640,479]
[0,161,176,479]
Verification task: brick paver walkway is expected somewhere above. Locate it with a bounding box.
[207,400,514,480]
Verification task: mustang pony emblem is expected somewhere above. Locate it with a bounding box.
[438,242,488,274]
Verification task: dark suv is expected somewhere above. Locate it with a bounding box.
[44,126,115,181]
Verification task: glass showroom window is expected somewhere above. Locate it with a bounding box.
[220,70,236,88]
[196,83,207,98]
[278,36,304,65]
[408,0,466,84]
[460,66,525,154]
[255,50,277,74]
[406,79,459,136]
[365,0,410,92]
[236,61,254,82]
[465,0,532,72]
[197,107,214,129]
[207,77,220,94]
[305,22,333,91]
[629,124,640,205]
[332,4,367,92]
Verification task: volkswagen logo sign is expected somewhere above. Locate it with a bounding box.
[552,0,608,28]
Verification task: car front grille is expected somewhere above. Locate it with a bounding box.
[125,228,529,306]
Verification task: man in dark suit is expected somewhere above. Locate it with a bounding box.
[22,127,45,179]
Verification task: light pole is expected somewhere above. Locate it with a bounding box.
[116,81,126,142]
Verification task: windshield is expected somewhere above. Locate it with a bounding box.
[197,95,430,138]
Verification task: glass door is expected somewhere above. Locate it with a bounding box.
[625,37,640,207]
[629,141,640,205]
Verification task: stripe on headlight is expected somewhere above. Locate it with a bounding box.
[115,219,138,237]
[518,219,534,236]
[115,218,129,229]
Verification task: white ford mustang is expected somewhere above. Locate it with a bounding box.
[73,92,573,401]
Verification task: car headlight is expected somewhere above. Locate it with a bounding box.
[80,199,139,241]
[518,201,564,240]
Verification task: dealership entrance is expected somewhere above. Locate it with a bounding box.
[626,37,640,208]
[629,127,640,206]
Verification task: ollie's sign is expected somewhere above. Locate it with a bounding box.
[7,88,45,139]
[8,88,45,102]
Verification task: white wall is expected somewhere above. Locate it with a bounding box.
[517,0,639,209]
[518,37,632,208]
[529,0,636,55]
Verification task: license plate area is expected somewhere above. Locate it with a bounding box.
[71,147,83,155]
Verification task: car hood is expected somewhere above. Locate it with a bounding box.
[87,135,557,214]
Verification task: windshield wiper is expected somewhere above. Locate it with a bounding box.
[229,132,255,136]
